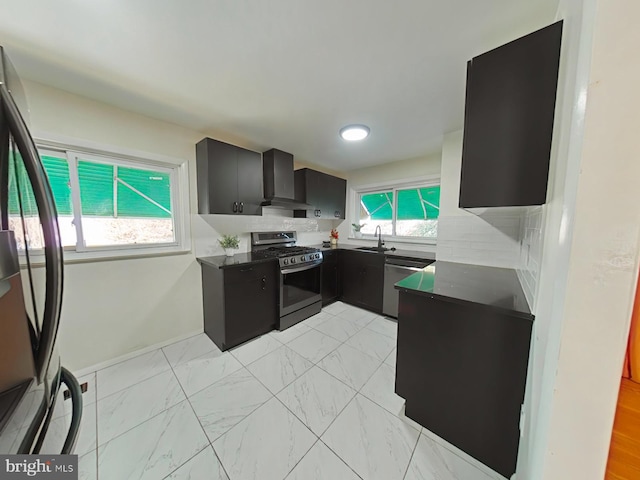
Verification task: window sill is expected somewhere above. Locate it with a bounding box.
[19,246,192,268]
[348,236,437,246]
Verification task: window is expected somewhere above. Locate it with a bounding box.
[8,142,189,259]
[356,180,440,242]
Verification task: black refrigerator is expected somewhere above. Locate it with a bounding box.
[0,46,82,454]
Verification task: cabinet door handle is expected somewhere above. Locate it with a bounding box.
[261,277,266,290]
[239,202,244,213]
[240,267,253,272]
[233,201,238,213]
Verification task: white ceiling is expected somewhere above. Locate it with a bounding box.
[0,0,557,171]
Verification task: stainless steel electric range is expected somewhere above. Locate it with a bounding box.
[251,232,323,330]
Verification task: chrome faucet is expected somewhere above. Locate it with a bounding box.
[375,225,385,250]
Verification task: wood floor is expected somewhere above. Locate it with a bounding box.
[606,378,640,479]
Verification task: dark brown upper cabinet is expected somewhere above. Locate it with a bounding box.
[459,21,563,208]
[196,137,263,215]
[293,168,347,219]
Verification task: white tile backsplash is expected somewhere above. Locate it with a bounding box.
[436,214,522,268]
[192,212,340,257]
[437,207,545,312]
[516,206,544,311]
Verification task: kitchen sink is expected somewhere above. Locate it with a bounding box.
[355,246,390,252]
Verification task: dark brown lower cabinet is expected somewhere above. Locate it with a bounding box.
[201,261,278,351]
[395,290,533,479]
[321,249,340,306]
[339,250,384,313]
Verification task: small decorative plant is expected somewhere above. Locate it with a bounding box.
[219,235,239,256]
[352,223,365,238]
[330,229,339,240]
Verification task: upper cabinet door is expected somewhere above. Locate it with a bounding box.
[294,168,346,219]
[304,169,325,214]
[196,137,263,215]
[459,21,563,208]
[196,138,238,214]
[236,148,263,215]
[325,175,347,219]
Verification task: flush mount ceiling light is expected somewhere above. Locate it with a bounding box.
[339,124,370,141]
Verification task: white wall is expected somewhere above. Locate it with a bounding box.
[22,81,205,372]
[345,154,441,187]
[538,0,640,477]
[337,154,441,252]
[436,130,522,268]
[517,0,640,478]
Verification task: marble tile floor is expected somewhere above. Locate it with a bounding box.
[45,302,507,480]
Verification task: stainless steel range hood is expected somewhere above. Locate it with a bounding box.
[261,148,312,210]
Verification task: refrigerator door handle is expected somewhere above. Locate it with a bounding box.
[1,84,64,382]
[60,367,82,454]
[31,367,82,454]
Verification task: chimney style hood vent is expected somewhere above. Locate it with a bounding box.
[261,148,312,210]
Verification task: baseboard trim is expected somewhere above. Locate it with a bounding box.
[70,329,203,378]
[420,427,508,480]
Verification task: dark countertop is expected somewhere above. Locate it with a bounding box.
[197,253,277,269]
[312,244,436,262]
[395,261,533,320]
[197,244,436,269]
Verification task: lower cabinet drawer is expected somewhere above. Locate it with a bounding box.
[223,261,275,283]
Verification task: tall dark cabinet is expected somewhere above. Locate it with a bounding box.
[459,21,563,208]
[201,261,278,351]
[294,168,346,219]
[196,137,263,215]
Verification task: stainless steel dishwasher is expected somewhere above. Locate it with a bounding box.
[382,257,434,317]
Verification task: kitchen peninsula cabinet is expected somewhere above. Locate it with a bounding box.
[294,168,346,219]
[201,261,278,351]
[339,250,384,312]
[196,137,263,215]
[394,262,533,479]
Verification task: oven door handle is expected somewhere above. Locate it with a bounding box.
[281,263,321,274]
